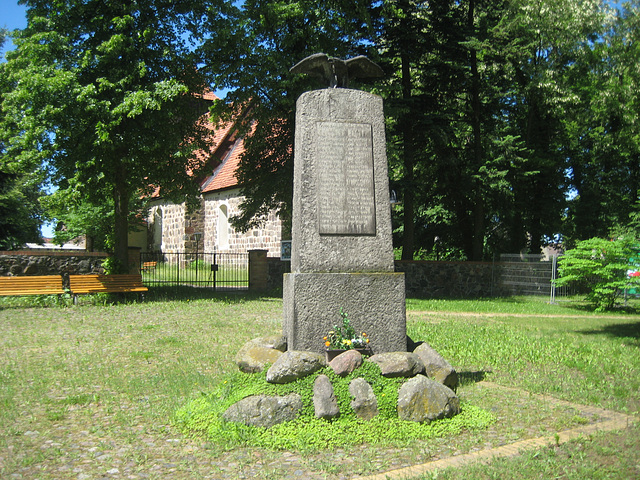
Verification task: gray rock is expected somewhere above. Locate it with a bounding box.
[266,350,326,384]
[222,394,303,428]
[366,352,425,378]
[329,349,363,377]
[235,336,287,373]
[313,374,339,420]
[413,342,458,390]
[235,346,284,374]
[397,375,460,423]
[349,378,378,420]
[254,335,288,352]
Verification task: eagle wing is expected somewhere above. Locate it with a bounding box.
[345,56,384,81]
[289,53,333,84]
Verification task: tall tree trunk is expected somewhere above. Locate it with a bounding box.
[468,0,484,261]
[113,162,129,273]
[401,51,416,261]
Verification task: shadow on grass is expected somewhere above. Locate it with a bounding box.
[577,320,640,347]
[144,286,282,304]
[0,286,282,309]
[458,370,491,387]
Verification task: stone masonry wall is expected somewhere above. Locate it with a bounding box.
[204,189,282,256]
[184,198,206,254]
[395,260,506,298]
[147,202,186,254]
[0,250,107,279]
[267,258,508,298]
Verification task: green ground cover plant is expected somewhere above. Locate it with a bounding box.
[175,361,494,451]
[0,290,637,479]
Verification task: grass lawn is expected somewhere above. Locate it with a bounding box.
[0,290,638,479]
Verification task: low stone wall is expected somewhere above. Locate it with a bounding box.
[395,260,505,298]
[267,257,290,292]
[0,250,107,278]
[267,258,507,298]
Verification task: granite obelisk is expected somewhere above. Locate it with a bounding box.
[284,55,406,354]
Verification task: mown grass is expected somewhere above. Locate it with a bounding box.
[0,290,638,479]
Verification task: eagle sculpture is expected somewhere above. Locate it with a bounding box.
[290,53,384,88]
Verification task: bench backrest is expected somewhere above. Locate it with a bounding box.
[69,274,147,293]
[0,275,65,295]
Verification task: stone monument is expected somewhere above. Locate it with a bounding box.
[283,54,406,354]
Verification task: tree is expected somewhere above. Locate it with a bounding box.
[199,0,383,234]
[564,2,640,241]
[555,236,640,311]
[1,0,210,269]
[0,170,43,249]
[0,28,44,249]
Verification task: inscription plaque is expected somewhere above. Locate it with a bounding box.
[316,121,376,235]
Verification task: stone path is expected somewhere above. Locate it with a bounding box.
[3,381,637,479]
[354,381,638,480]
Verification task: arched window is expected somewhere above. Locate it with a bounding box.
[153,208,163,250]
[218,204,229,249]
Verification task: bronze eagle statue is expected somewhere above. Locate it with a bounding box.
[290,53,384,88]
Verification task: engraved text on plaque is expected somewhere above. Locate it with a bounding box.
[316,121,376,235]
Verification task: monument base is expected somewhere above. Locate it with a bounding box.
[283,272,406,354]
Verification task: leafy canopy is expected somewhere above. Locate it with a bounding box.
[555,236,640,311]
[0,0,211,264]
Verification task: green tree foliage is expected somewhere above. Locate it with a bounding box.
[0,170,43,249]
[555,236,640,311]
[563,2,640,241]
[0,0,210,268]
[199,0,382,234]
[1,27,43,249]
[3,1,638,263]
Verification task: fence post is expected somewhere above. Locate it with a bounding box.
[248,249,268,292]
[128,247,142,273]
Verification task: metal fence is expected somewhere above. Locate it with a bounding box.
[498,253,570,300]
[140,251,249,291]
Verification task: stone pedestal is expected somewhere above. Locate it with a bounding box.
[284,88,406,354]
[284,272,406,353]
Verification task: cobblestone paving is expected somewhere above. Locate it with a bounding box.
[2,381,636,479]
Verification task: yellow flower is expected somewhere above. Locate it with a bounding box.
[325,341,331,347]
[366,338,370,343]
[323,336,328,341]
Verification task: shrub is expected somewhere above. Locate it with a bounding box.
[555,237,640,311]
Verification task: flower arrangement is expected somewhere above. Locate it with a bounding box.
[323,308,370,350]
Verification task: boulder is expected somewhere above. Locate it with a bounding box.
[222,394,303,428]
[266,350,326,384]
[313,374,340,420]
[413,342,458,390]
[329,349,363,377]
[366,352,425,378]
[397,375,460,423]
[235,335,287,373]
[235,346,284,374]
[349,378,378,420]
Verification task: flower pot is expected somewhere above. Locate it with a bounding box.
[325,347,372,362]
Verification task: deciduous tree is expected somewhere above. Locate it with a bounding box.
[1,0,210,269]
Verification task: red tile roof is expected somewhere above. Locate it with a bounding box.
[200,136,244,193]
[151,94,247,198]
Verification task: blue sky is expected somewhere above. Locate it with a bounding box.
[0,0,27,59]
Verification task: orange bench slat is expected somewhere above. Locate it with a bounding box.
[0,276,65,296]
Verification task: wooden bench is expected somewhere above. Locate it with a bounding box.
[141,261,157,271]
[69,274,148,302]
[0,275,65,296]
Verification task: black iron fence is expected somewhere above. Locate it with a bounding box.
[140,251,249,291]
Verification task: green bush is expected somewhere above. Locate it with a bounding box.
[555,237,640,311]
